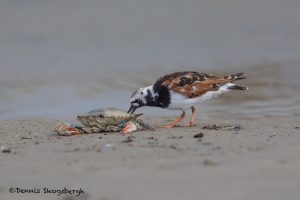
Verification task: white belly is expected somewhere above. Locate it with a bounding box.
[167,83,234,110]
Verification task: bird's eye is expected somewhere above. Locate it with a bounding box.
[141,92,144,95]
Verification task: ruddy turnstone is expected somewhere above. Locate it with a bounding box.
[128,71,248,128]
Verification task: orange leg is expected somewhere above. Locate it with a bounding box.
[183,106,196,127]
[161,111,186,128]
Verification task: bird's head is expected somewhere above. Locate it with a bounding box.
[128,86,155,114]
[127,87,148,114]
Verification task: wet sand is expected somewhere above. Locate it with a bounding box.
[1,116,300,200]
[1,0,300,119]
[1,0,300,199]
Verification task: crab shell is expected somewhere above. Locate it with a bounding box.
[76,108,143,133]
[86,108,140,118]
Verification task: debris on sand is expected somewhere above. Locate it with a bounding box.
[169,144,178,150]
[121,136,135,143]
[202,124,242,131]
[1,146,11,154]
[193,132,204,138]
[20,136,32,140]
[168,136,184,139]
[203,159,219,166]
[201,142,212,146]
[145,136,155,140]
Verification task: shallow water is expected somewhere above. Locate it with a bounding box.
[1,0,300,119]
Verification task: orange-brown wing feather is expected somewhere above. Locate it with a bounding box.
[160,72,231,98]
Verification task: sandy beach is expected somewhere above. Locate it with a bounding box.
[1,115,300,200]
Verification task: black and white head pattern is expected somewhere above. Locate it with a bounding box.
[130,86,159,108]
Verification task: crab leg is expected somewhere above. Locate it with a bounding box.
[121,123,133,134]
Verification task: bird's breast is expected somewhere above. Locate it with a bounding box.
[167,86,230,110]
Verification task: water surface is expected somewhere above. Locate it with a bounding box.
[1,0,300,119]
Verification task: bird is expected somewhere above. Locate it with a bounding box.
[127,71,248,128]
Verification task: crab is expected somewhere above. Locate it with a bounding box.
[55,108,152,136]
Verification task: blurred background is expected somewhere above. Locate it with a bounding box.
[1,0,300,119]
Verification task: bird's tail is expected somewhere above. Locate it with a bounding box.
[225,72,246,81]
[225,73,248,90]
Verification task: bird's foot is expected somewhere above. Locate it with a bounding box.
[182,123,195,127]
[160,124,176,129]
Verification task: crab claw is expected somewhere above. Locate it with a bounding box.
[55,123,81,136]
[121,121,137,134]
[121,124,132,134]
[66,126,81,135]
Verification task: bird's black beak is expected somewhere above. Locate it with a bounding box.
[127,105,138,114]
